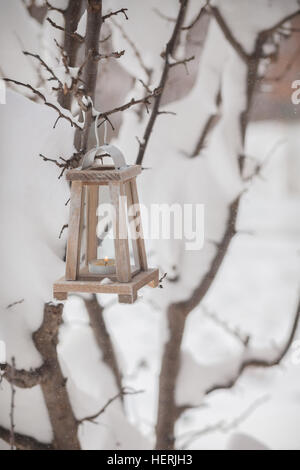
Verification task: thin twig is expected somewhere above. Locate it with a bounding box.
[45,1,66,15]
[47,17,85,43]
[59,224,68,240]
[3,79,82,129]
[136,0,189,165]
[6,299,25,310]
[77,388,143,425]
[102,8,128,22]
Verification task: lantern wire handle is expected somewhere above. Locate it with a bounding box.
[94,112,108,147]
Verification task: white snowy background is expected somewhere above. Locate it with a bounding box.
[0,0,300,450]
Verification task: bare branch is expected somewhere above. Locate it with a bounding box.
[136,0,189,165]
[179,396,269,449]
[153,8,176,23]
[202,305,250,347]
[23,51,63,86]
[94,49,125,61]
[45,1,66,15]
[208,5,249,63]
[6,299,24,310]
[4,363,48,389]
[47,17,85,43]
[3,79,82,129]
[33,303,80,449]
[182,3,208,30]
[97,87,162,122]
[157,110,177,116]
[205,296,300,396]
[169,55,195,74]
[77,388,142,425]
[102,8,128,22]
[0,425,54,451]
[38,151,83,178]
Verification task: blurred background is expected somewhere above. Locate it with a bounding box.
[0,0,300,450]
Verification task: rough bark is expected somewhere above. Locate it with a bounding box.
[80,0,103,152]
[58,0,83,109]
[33,303,80,450]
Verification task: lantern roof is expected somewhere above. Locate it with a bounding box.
[66,165,141,183]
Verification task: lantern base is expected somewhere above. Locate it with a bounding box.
[53,268,159,304]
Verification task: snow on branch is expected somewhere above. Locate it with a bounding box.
[178,396,269,449]
[208,4,300,63]
[0,424,54,451]
[4,362,49,389]
[205,296,300,396]
[94,49,125,61]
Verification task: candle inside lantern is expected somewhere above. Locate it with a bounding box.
[89,257,116,275]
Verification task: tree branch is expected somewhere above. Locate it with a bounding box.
[47,17,85,43]
[136,0,189,165]
[206,296,300,396]
[0,425,54,451]
[4,363,49,389]
[33,303,80,450]
[77,387,142,425]
[102,8,128,22]
[3,79,82,129]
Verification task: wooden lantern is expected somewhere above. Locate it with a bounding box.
[53,160,159,304]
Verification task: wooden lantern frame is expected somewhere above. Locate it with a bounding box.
[53,165,159,304]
